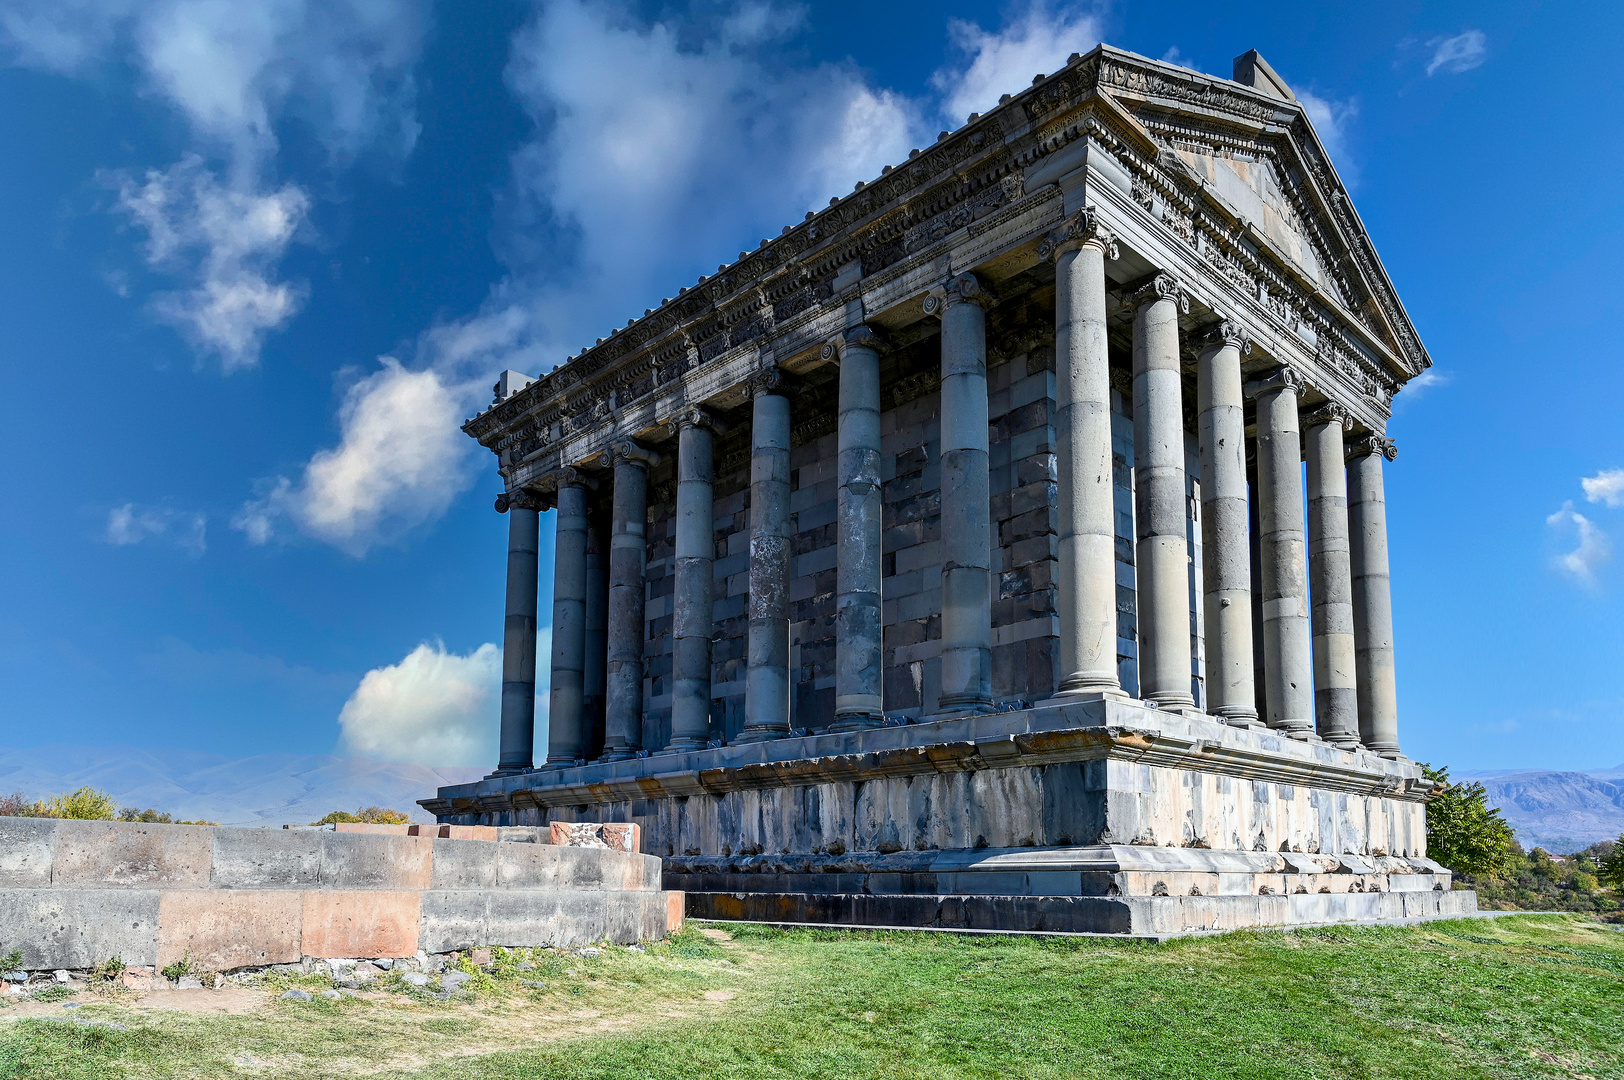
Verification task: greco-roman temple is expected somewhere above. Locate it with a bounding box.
[424,47,1476,934]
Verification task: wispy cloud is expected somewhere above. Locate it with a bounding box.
[1581,469,1624,510]
[1426,30,1487,76]
[105,502,207,554]
[0,0,427,368]
[931,1,1102,125]
[109,157,308,370]
[1547,501,1611,585]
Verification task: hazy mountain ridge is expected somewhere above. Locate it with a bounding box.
[1463,767,1624,851]
[0,745,484,826]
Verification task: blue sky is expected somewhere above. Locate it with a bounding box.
[0,0,1618,773]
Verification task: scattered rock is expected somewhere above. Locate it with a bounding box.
[516,962,535,971]
[338,979,360,989]
[320,989,342,1000]
[62,1002,82,1009]
[579,948,603,958]
[519,980,546,989]
[372,958,395,971]
[402,973,431,988]
[469,948,492,966]
[2,971,24,983]
[441,972,471,991]
[53,971,71,984]
[280,989,311,1001]
[176,976,204,990]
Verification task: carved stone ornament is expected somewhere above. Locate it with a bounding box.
[1126,272,1189,314]
[1347,433,1398,462]
[667,406,726,439]
[1197,319,1252,355]
[538,465,595,492]
[942,272,990,308]
[609,438,660,468]
[1038,206,1119,262]
[494,489,548,514]
[824,324,883,362]
[1302,401,1352,431]
[750,363,792,397]
[1243,364,1307,400]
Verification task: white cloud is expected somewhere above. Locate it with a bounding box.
[338,642,503,767]
[1,0,425,367]
[105,502,207,553]
[1297,89,1360,185]
[1547,502,1611,585]
[111,157,308,370]
[931,1,1101,125]
[234,358,481,555]
[338,636,552,766]
[1426,30,1487,77]
[1582,469,1624,509]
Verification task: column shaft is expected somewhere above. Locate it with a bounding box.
[740,374,792,741]
[937,275,993,714]
[582,512,608,758]
[601,441,657,761]
[546,480,589,764]
[831,326,884,730]
[1130,276,1194,708]
[495,494,540,774]
[1349,438,1402,757]
[1305,407,1360,747]
[1247,369,1315,737]
[1196,325,1257,724]
[668,413,716,751]
[1051,223,1122,696]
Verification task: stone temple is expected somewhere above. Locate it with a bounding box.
[424,47,1476,934]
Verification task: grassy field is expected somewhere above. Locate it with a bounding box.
[1,914,1620,1079]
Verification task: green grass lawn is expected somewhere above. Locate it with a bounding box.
[2,914,1620,1079]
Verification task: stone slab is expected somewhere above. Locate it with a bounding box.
[156,889,302,970]
[317,832,434,890]
[211,828,322,889]
[50,821,214,888]
[0,818,55,888]
[550,821,639,852]
[0,888,161,968]
[300,890,420,959]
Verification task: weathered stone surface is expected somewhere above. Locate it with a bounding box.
[212,828,322,888]
[300,891,420,959]
[0,817,55,888]
[51,821,213,888]
[155,889,302,970]
[549,821,638,852]
[317,832,434,890]
[0,888,161,968]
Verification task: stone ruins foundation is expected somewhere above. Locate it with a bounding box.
[425,47,1476,934]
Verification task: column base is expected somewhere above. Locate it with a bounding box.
[598,744,640,763]
[484,766,533,779]
[663,737,710,754]
[1322,733,1364,750]
[732,726,788,744]
[827,714,883,734]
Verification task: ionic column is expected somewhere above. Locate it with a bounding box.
[1244,367,1315,738]
[1129,274,1194,709]
[1196,321,1258,725]
[1046,211,1123,697]
[668,409,720,752]
[1305,403,1361,748]
[937,274,994,715]
[829,325,884,731]
[739,367,793,742]
[492,489,544,775]
[545,470,590,765]
[600,439,659,761]
[1348,435,1402,758]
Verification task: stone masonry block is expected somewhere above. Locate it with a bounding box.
[318,832,434,890]
[211,828,322,889]
[0,888,162,968]
[156,889,302,971]
[51,821,213,888]
[300,890,420,959]
[0,817,54,887]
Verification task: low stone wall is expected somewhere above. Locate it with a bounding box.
[0,819,681,972]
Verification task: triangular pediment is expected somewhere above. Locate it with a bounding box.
[1074,47,1430,379]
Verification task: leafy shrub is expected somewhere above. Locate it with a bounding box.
[1,949,21,974]
[161,953,193,982]
[119,807,173,823]
[312,806,410,826]
[90,956,126,988]
[33,985,74,1002]
[0,792,36,817]
[1422,763,1514,876]
[39,787,117,821]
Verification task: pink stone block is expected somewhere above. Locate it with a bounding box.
[333,823,413,836]
[156,890,303,971]
[300,891,420,959]
[443,825,500,842]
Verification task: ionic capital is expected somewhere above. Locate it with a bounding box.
[537,465,596,493]
[1243,364,1306,401]
[1347,434,1398,462]
[668,406,727,439]
[1302,401,1352,431]
[609,438,660,469]
[749,362,794,398]
[943,272,991,309]
[1039,206,1119,261]
[1196,318,1252,355]
[494,488,548,514]
[820,324,884,362]
[1126,272,1189,314]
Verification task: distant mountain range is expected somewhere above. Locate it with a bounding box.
[0,745,484,827]
[2,744,1621,850]
[1463,767,1624,853]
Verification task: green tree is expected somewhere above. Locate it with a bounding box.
[39,787,117,820]
[119,807,174,823]
[0,792,35,817]
[1421,764,1514,876]
[1598,835,1624,892]
[312,806,410,826]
